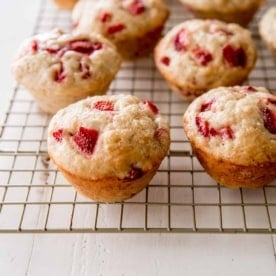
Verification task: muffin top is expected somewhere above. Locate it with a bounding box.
[11,28,122,95]
[72,0,169,42]
[155,19,257,93]
[48,94,170,180]
[183,86,276,165]
[259,7,276,48]
[54,0,78,10]
[179,0,264,11]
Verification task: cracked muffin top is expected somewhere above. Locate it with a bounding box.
[183,85,276,165]
[48,94,170,180]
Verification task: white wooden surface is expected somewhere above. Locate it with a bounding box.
[0,233,275,276]
[0,1,276,275]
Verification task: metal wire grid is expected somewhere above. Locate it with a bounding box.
[0,0,276,234]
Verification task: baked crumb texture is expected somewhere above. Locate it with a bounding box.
[48,94,170,202]
[259,6,276,62]
[53,0,78,10]
[178,0,265,26]
[72,0,170,60]
[154,19,257,101]
[183,86,276,188]
[11,29,122,114]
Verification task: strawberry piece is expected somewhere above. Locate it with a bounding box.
[91,42,102,51]
[267,98,276,105]
[93,100,114,111]
[174,29,189,51]
[261,107,276,134]
[196,116,234,139]
[200,99,215,112]
[144,100,159,114]
[161,56,170,66]
[219,126,234,139]
[107,23,125,34]
[127,0,145,15]
[68,40,102,55]
[73,127,99,155]
[222,44,246,67]
[79,59,91,79]
[45,40,102,58]
[192,46,213,66]
[99,11,112,22]
[196,116,211,137]
[244,86,257,93]
[233,86,257,95]
[54,62,66,83]
[30,40,38,53]
[124,167,143,181]
[52,129,63,142]
[154,128,168,139]
[46,47,60,55]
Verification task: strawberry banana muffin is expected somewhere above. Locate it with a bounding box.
[47,94,170,202]
[259,7,276,62]
[53,0,78,9]
[72,0,169,60]
[178,0,265,26]
[11,29,122,114]
[183,86,276,188]
[154,19,257,101]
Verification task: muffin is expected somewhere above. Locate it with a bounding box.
[72,0,170,60]
[47,94,170,202]
[178,0,265,26]
[11,29,122,114]
[154,19,257,101]
[53,0,78,9]
[259,6,276,62]
[183,85,276,188]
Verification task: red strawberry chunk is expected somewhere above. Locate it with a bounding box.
[144,100,159,114]
[192,46,213,66]
[69,40,102,55]
[79,59,91,79]
[200,99,215,112]
[52,129,63,142]
[161,56,170,66]
[46,47,60,55]
[154,128,168,139]
[174,29,189,51]
[196,116,210,137]
[99,11,112,22]
[73,127,99,155]
[196,116,234,139]
[30,40,39,53]
[219,126,234,139]
[244,86,257,93]
[233,86,257,95]
[261,107,276,134]
[54,62,66,83]
[93,100,114,111]
[124,167,143,181]
[107,23,125,34]
[267,98,276,105]
[45,40,102,58]
[127,0,145,15]
[222,44,246,67]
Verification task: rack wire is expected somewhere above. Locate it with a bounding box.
[0,0,276,234]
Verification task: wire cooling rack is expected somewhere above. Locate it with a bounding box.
[0,0,276,234]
